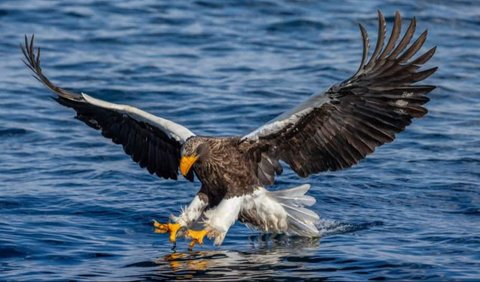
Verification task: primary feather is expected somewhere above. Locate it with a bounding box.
[242,11,437,178]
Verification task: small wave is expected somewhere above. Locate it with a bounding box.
[446,207,480,216]
[0,127,29,137]
[237,219,383,248]
[266,19,326,32]
[0,246,28,258]
[317,219,384,236]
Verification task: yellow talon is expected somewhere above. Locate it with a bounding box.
[186,229,209,250]
[153,220,182,243]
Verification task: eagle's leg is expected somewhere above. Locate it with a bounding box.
[153,220,182,243]
[186,229,209,250]
[172,193,209,227]
[153,192,208,248]
[200,196,244,246]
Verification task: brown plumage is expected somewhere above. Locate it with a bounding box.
[181,136,282,207]
[21,11,436,245]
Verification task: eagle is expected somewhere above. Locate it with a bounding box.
[22,11,436,249]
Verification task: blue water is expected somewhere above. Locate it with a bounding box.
[1,0,479,281]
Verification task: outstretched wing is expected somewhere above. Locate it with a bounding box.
[22,35,196,181]
[242,11,437,178]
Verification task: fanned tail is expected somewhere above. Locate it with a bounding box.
[267,184,320,237]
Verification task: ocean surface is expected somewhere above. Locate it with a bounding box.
[0,0,479,281]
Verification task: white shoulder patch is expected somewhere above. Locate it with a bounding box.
[242,108,312,141]
[241,90,330,141]
[81,93,195,143]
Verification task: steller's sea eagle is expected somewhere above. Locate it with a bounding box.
[22,11,436,249]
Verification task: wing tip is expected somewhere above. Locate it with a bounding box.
[351,11,436,83]
[355,23,370,75]
[21,34,82,101]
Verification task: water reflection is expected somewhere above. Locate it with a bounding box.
[135,236,322,280]
[126,221,385,280]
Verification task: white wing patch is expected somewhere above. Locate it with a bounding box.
[242,108,312,141]
[241,90,330,141]
[82,93,195,143]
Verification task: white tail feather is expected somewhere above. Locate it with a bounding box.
[274,195,316,207]
[239,184,320,237]
[266,184,320,237]
[269,184,311,197]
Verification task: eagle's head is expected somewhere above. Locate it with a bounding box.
[179,138,210,177]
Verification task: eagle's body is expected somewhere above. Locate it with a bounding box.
[189,136,280,200]
[178,136,304,245]
[22,11,437,247]
[190,136,258,201]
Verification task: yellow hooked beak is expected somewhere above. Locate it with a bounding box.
[180,155,198,176]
